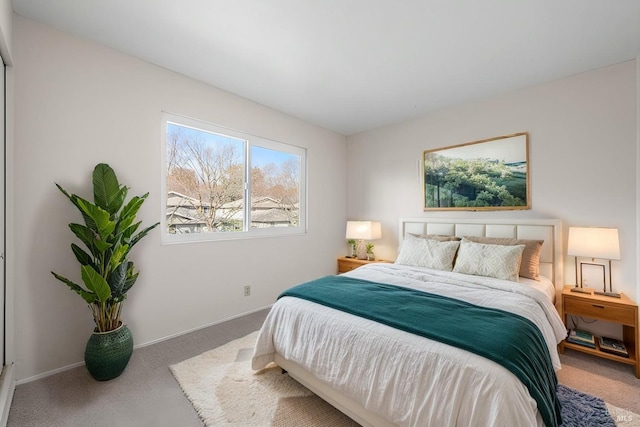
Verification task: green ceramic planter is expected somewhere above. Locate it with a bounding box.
[84,323,133,381]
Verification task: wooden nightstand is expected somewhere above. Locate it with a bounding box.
[337,257,390,273]
[560,285,639,378]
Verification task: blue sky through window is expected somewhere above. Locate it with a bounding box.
[168,122,297,170]
[251,145,298,169]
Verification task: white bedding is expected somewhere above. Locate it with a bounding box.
[252,263,567,427]
[519,275,556,303]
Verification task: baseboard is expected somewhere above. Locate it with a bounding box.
[16,361,84,385]
[16,304,273,385]
[0,363,16,427]
[134,304,273,350]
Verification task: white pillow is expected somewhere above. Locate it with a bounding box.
[453,238,525,282]
[395,234,460,271]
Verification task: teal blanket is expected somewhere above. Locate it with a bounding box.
[280,275,561,427]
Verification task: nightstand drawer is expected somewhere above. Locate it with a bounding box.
[564,297,637,325]
[338,262,360,273]
[337,258,391,274]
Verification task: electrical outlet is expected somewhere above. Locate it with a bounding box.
[244,285,251,297]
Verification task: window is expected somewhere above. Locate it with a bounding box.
[162,113,306,243]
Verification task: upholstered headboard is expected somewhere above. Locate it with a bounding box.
[399,218,563,291]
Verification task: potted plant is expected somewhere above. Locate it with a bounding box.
[51,163,159,380]
[347,239,357,258]
[366,243,375,261]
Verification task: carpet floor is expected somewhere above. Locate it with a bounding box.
[7,308,640,427]
[171,332,640,427]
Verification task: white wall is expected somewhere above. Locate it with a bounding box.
[347,61,638,299]
[12,15,347,381]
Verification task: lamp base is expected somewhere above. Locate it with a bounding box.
[570,287,590,294]
[594,290,621,298]
[355,240,368,260]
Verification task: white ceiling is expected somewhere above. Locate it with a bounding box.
[12,0,640,135]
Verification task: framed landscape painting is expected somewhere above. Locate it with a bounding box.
[423,133,530,211]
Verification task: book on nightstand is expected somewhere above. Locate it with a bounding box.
[598,336,629,358]
[566,329,596,349]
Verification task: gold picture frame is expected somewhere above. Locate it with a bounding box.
[423,132,530,211]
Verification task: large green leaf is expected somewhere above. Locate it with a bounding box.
[69,223,96,253]
[69,223,111,255]
[55,183,74,202]
[116,196,145,234]
[108,261,128,298]
[76,199,116,239]
[122,221,141,242]
[120,193,147,221]
[81,265,111,303]
[109,187,128,218]
[122,262,138,295]
[129,222,160,248]
[116,214,135,235]
[70,243,95,267]
[56,185,99,232]
[109,243,129,270]
[71,194,100,232]
[93,163,127,215]
[51,271,96,304]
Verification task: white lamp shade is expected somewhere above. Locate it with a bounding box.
[567,227,620,260]
[346,221,382,240]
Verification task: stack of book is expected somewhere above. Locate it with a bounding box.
[566,329,596,348]
[599,336,629,358]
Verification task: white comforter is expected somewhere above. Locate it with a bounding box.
[252,264,567,427]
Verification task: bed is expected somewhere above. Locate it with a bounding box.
[252,218,567,427]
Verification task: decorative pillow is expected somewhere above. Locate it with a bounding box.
[411,233,461,242]
[453,238,525,282]
[463,236,543,281]
[395,234,460,271]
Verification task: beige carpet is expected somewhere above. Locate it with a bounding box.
[171,332,639,427]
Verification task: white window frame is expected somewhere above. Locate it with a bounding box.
[161,112,307,244]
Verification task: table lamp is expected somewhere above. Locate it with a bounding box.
[346,221,382,260]
[567,226,621,297]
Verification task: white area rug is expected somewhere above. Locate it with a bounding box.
[171,332,640,427]
[169,331,358,426]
